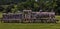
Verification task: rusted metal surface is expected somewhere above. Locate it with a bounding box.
[1,10,57,23]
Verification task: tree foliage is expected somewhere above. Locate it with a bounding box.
[0,0,60,15]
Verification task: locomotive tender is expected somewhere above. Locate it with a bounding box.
[1,10,58,23]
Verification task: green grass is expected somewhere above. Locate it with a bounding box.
[0,12,3,18]
[0,13,60,29]
[0,23,60,29]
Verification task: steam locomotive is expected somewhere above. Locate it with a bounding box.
[1,10,58,23]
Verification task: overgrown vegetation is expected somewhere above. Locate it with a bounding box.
[0,0,60,14]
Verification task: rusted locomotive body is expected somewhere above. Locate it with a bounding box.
[2,10,57,23]
[2,13,22,23]
[31,12,55,23]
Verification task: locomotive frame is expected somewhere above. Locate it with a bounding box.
[1,10,58,23]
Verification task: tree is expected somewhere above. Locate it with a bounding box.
[17,0,34,11]
[37,0,57,12]
[0,6,4,12]
[56,0,60,15]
